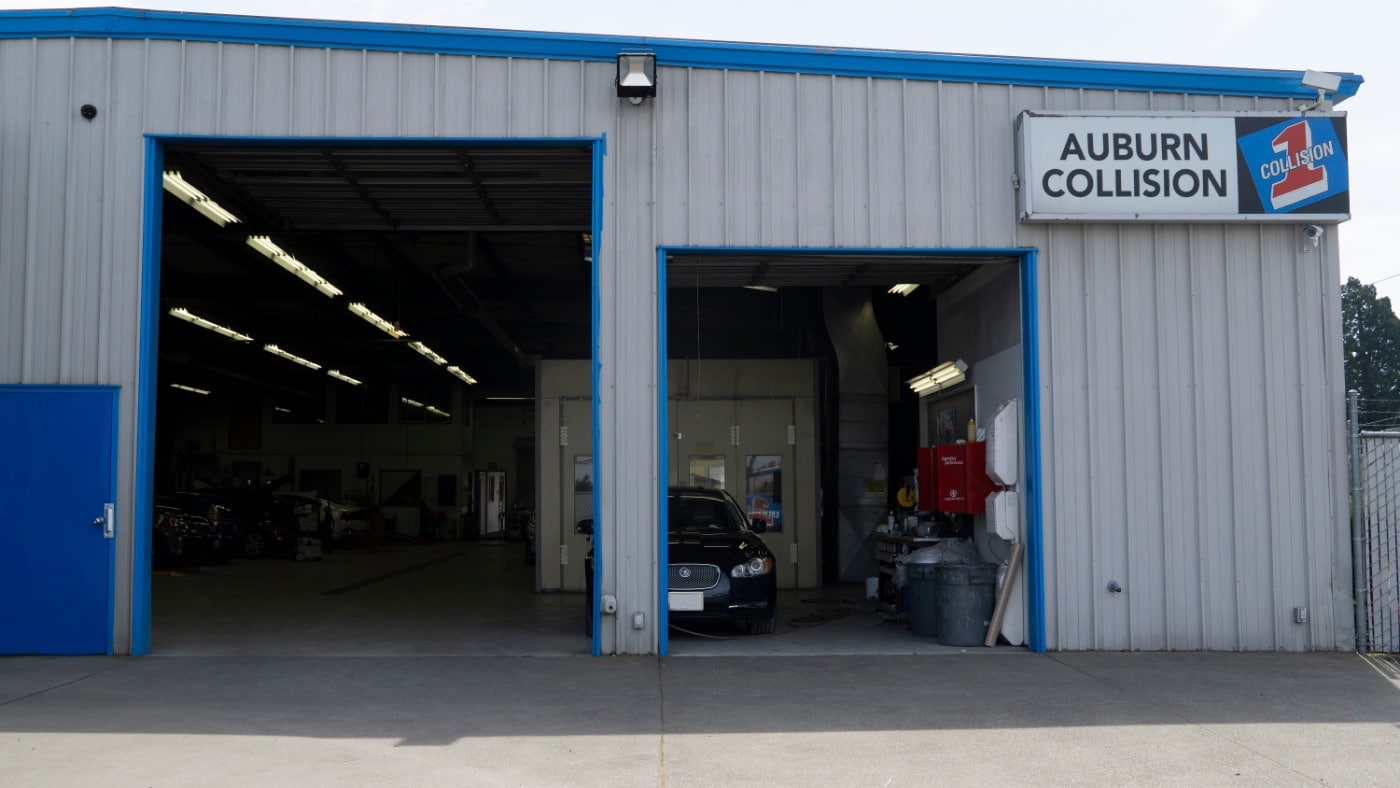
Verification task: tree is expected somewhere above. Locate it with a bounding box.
[1341,277,1400,429]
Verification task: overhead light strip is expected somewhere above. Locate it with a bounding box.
[263,343,322,371]
[907,359,967,395]
[162,171,241,227]
[888,283,919,296]
[408,341,448,366]
[401,396,451,419]
[348,302,408,339]
[169,383,211,395]
[327,369,364,386]
[446,365,478,385]
[246,235,344,298]
[167,307,253,342]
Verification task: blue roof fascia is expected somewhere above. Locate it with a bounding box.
[0,8,1363,102]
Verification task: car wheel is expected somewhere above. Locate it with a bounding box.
[746,617,776,636]
[243,533,266,557]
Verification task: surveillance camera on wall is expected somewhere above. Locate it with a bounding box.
[1302,224,1324,252]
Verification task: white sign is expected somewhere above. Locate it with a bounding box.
[1016,111,1350,222]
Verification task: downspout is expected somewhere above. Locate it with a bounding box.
[1348,389,1368,652]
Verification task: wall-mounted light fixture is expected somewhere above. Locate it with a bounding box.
[348,302,408,339]
[162,171,241,227]
[888,283,920,297]
[1298,69,1342,111]
[246,235,344,298]
[263,344,322,371]
[907,359,967,395]
[327,369,364,386]
[616,53,657,104]
[168,307,253,342]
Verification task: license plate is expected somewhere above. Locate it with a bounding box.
[668,591,704,611]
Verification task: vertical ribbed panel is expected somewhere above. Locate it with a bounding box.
[0,35,1351,653]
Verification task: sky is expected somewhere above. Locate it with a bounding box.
[4,0,1395,304]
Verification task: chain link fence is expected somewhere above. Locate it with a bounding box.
[1351,392,1400,653]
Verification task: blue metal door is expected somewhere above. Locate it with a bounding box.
[0,386,118,654]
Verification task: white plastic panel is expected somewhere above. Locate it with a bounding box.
[987,490,1019,542]
[986,399,1019,486]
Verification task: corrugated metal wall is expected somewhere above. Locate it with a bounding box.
[0,35,1351,653]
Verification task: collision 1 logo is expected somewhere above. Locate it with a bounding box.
[1235,117,1349,214]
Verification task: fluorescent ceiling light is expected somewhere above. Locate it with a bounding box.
[446,365,478,385]
[168,307,253,342]
[348,302,408,339]
[401,397,452,419]
[907,359,967,395]
[743,285,778,293]
[169,383,211,395]
[246,235,344,298]
[484,396,534,401]
[327,369,363,386]
[888,284,920,296]
[263,344,322,371]
[273,406,291,414]
[408,341,447,366]
[162,171,241,227]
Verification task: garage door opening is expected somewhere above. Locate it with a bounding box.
[144,139,599,656]
[657,249,1038,656]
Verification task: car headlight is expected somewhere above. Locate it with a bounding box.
[731,556,773,578]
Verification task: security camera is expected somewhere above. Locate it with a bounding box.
[1303,225,1324,239]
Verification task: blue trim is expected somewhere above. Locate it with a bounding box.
[0,8,1362,102]
[657,249,670,657]
[132,137,164,656]
[105,385,120,655]
[1020,250,1046,653]
[590,137,604,658]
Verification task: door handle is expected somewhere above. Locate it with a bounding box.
[92,502,115,538]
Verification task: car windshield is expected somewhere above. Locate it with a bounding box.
[668,494,746,534]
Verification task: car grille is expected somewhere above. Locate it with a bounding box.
[669,563,720,591]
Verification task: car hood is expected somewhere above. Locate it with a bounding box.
[668,531,770,564]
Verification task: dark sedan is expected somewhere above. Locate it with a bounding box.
[585,486,777,636]
[151,503,219,569]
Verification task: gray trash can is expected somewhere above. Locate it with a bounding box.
[934,562,997,646]
[907,563,939,637]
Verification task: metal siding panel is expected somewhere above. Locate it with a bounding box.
[253,44,293,135]
[1225,233,1276,650]
[545,60,584,137]
[326,48,366,136]
[795,75,834,246]
[1190,226,1241,649]
[398,52,436,136]
[830,77,869,246]
[686,69,725,241]
[902,81,940,246]
[723,71,761,244]
[63,38,113,381]
[360,50,400,137]
[654,67,690,243]
[868,79,905,246]
[144,41,183,132]
[180,41,221,134]
[217,44,257,136]
[436,54,474,136]
[938,83,977,247]
[1153,229,1204,650]
[507,57,547,137]
[0,40,36,382]
[975,84,1018,247]
[471,56,510,137]
[290,46,329,136]
[759,73,798,245]
[25,38,73,382]
[1119,226,1168,650]
[1085,227,1130,649]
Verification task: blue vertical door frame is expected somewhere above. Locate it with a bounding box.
[655,246,1046,655]
[589,136,605,657]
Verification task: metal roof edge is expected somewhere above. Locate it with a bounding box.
[0,7,1364,102]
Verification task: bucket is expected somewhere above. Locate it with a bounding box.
[934,563,997,646]
[907,563,939,637]
[865,576,878,599]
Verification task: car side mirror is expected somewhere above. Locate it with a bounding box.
[575,518,593,535]
[750,518,767,534]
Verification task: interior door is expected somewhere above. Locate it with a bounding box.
[736,399,798,589]
[0,386,117,654]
